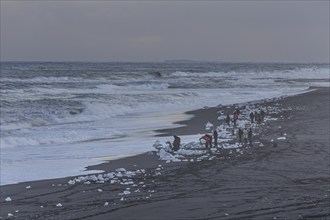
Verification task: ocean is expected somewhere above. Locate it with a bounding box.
[0,62,329,185]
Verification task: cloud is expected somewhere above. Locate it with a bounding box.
[1,1,329,62]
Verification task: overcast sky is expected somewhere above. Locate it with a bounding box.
[1,1,329,62]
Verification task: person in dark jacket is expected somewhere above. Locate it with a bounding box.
[226,114,230,126]
[172,135,181,151]
[260,109,265,121]
[255,111,261,124]
[248,128,253,145]
[249,112,255,123]
[257,113,261,124]
[238,128,243,143]
[213,129,218,147]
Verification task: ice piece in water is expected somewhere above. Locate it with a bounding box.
[277,137,286,140]
[56,203,62,207]
[5,197,12,202]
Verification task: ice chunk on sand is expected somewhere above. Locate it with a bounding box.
[205,121,214,130]
[116,168,126,172]
[123,190,131,195]
[177,149,206,156]
[153,140,163,150]
[277,137,286,140]
[158,149,181,162]
[5,197,12,202]
[56,203,62,207]
[104,202,109,206]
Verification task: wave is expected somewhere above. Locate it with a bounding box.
[1,118,49,131]
[126,82,170,90]
[0,76,101,84]
[168,67,330,80]
[0,127,125,149]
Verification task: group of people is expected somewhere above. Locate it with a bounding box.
[225,109,240,128]
[249,109,265,124]
[169,108,266,152]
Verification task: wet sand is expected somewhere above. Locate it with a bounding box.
[1,87,329,219]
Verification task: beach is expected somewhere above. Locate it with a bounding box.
[1,87,329,219]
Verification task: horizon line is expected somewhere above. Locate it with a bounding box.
[1,60,329,64]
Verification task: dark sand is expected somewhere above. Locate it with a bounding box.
[1,88,329,220]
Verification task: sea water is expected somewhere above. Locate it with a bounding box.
[0,62,329,185]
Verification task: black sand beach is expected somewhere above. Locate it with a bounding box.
[1,87,329,219]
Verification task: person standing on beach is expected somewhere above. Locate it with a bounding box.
[257,113,262,124]
[238,128,243,143]
[213,129,218,147]
[260,109,265,121]
[243,128,248,144]
[254,111,259,123]
[249,112,255,123]
[226,114,230,126]
[172,135,181,151]
[255,111,261,124]
[248,128,253,145]
[233,112,238,128]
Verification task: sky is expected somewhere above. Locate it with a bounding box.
[1,1,329,63]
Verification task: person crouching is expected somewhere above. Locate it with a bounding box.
[199,134,212,148]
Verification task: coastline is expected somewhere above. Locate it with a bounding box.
[1,87,329,219]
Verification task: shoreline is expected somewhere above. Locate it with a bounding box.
[1,87,329,219]
[0,87,315,187]
[0,87,322,186]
